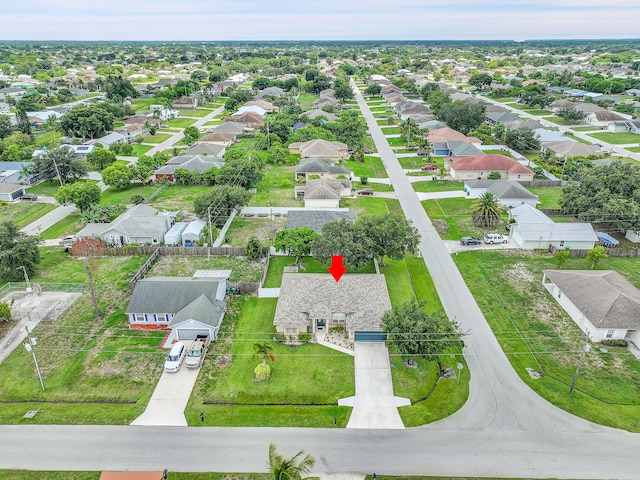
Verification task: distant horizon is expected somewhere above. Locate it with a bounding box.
[4,1,640,42]
[1,38,640,42]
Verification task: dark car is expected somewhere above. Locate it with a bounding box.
[460,236,482,246]
[20,193,38,201]
[357,188,374,196]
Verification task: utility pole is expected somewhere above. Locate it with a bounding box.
[207,205,214,260]
[569,330,591,396]
[18,265,32,293]
[24,327,45,391]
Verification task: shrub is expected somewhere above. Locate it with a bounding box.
[0,301,11,322]
[245,236,263,260]
[298,333,311,343]
[273,333,286,343]
[601,339,628,347]
[254,362,271,381]
[360,176,369,185]
[130,194,145,205]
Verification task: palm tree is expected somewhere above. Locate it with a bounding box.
[399,117,417,147]
[471,192,502,227]
[253,342,275,365]
[268,443,316,480]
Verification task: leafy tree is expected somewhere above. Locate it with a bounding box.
[364,83,382,96]
[81,204,120,223]
[0,301,10,322]
[313,220,373,269]
[253,341,275,365]
[471,191,502,227]
[267,443,315,480]
[31,147,87,184]
[173,168,191,185]
[202,166,219,185]
[86,148,117,170]
[103,76,138,102]
[268,143,291,166]
[190,70,208,82]
[60,104,115,139]
[555,250,570,268]
[309,75,332,94]
[274,228,319,265]
[0,221,40,281]
[15,109,32,137]
[55,181,101,212]
[586,245,608,269]
[70,238,105,319]
[437,101,485,134]
[183,126,201,145]
[0,115,13,139]
[399,117,419,147]
[217,158,263,189]
[334,82,353,101]
[487,171,502,180]
[288,126,336,144]
[504,128,541,152]
[423,89,451,114]
[245,236,263,260]
[326,110,366,148]
[557,106,585,124]
[382,299,463,368]
[119,143,133,156]
[469,73,493,89]
[193,185,251,224]
[358,214,420,266]
[101,164,133,190]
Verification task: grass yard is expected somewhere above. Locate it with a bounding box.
[149,254,264,283]
[28,180,64,197]
[249,165,300,207]
[224,217,287,247]
[137,133,173,144]
[297,93,319,111]
[524,109,552,116]
[128,144,153,156]
[397,156,426,169]
[572,126,606,132]
[422,197,509,240]
[130,97,158,112]
[263,256,376,288]
[0,201,56,229]
[203,120,224,126]
[543,116,571,125]
[380,126,401,134]
[179,108,213,118]
[626,146,640,153]
[341,197,402,217]
[564,132,590,145]
[454,251,640,432]
[344,156,388,178]
[39,213,84,240]
[167,117,197,128]
[185,296,354,427]
[412,180,464,193]
[387,136,407,147]
[151,184,212,211]
[100,184,163,207]
[528,187,563,209]
[589,132,640,145]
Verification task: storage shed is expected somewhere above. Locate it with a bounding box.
[181,220,206,246]
[164,222,187,246]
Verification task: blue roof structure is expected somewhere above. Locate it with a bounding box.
[595,232,619,247]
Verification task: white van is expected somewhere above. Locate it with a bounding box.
[164,342,186,373]
[484,233,508,244]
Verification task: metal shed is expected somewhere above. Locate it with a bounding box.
[181,220,206,246]
[164,222,187,246]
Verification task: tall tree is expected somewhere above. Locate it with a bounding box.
[274,228,319,265]
[469,73,493,89]
[0,114,13,139]
[0,221,40,281]
[358,214,420,266]
[382,299,463,369]
[312,220,373,269]
[504,128,541,152]
[70,238,105,319]
[471,192,502,227]
[193,185,251,224]
[55,182,101,212]
[103,76,138,102]
[31,147,87,184]
[60,104,115,139]
[267,443,315,480]
[216,158,263,189]
[101,164,133,190]
[86,148,117,171]
[437,101,485,134]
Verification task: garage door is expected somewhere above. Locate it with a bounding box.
[354,331,387,342]
[176,328,211,341]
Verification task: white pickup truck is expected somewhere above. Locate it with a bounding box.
[185,335,210,368]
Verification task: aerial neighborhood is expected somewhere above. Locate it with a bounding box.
[2,39,640,458]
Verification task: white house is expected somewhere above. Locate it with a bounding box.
[294,178,353,209]
[542,270,640,345]
[463,179,539,209]
[508,204,598,250]
[0,183,26,201]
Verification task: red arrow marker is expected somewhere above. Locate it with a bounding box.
[328,255,347,282]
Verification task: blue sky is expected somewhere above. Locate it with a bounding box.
[4,0,640,40]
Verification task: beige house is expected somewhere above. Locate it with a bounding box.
[273,273,392,341]
[294,178,353,208]
[446,154,534,181]
[288,139,349,160]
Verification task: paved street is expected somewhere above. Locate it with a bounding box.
[2,86,640,478]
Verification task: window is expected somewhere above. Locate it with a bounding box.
[332,313,345,323]
[560,241,565,247]
[133,313,145,322]
[606,330,614,339]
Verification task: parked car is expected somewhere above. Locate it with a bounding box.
[484,233,508,244]
[61,235,78,252]
[460,236,482,246]
[20,193,38,201]
[163,342,186,373]
[421,165,439,172]
[185,335,210,369]
[357,188,374,196]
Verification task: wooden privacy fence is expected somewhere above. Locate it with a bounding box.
[104,246,260,257]
[549,245,640,258]
[519,180,563,188]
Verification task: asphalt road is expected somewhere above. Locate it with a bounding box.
[3,87,640,478]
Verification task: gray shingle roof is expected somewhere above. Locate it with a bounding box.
[466,179,538,201]
[274,274,392,332]
[126,277,226,315]
[294,157,351,175]
[286,210,357,233]
[543,270,640,330]
[168,294,225,328]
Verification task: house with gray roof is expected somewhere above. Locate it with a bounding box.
[0,183,26,202]
[485,111,522,125]
[295,178,353,208]
[212,121,246,134]
[293,157,351,181]
[155,155,225,182]
[125,273,228,343]
[508,204,597,250]
[289,139,349,160]
[464,179,539,208]
[89,131,126,148]
[183,142,227,157]
[286,210,357,233]
[273,273,392,341]
[542,270,640,345]
[541,140,601,158]
[76,204,176,246]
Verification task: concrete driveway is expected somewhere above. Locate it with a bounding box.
[339,342,409,429]
[131,366,199,427]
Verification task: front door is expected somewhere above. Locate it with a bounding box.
[316,319,326,330]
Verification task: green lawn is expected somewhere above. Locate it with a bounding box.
[564,132,590,145]
[137,133,173,144]
[39,213,84,240]
[380,126,401,134]
[0,202,57,229]
[224,217,287,247]
[572,126,606,132]
[203,120,224,126]
[412,180,464,193]
[422,197,509,240]
[27,181,62,197]
[179,108,213,118]
[528,187,563,209]
[524,109,552,116]
[249,165,300,207]
[589,132,640,145]
[185,296,354,427]
[341,197,403,217]
[128,144,153,156]
[100,184,162,206]
[151,184,211,211]
[397,157,425,169]
[454,251,640,432]
[626,146,640,153]
[344,156,388,178]
[167,117,197,128]
[130,97,158,112]
[263,256,376,288]
[543,116,572,125]
[297,93,319,111]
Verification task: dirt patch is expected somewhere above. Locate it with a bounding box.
[501,261,537,294]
